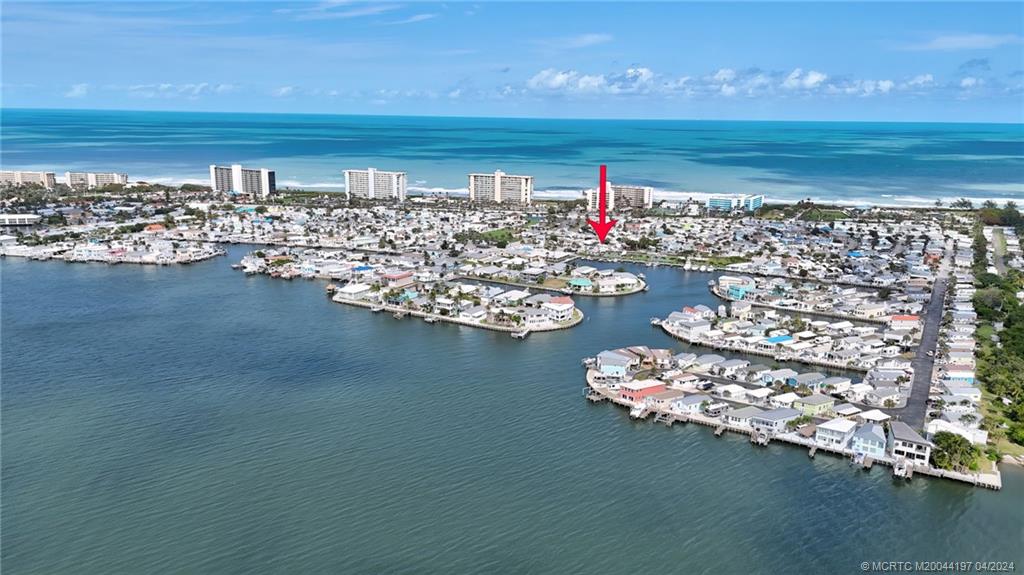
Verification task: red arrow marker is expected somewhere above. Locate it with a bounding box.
[587,164,617,243]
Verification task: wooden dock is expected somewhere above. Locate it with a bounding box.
[582,369,1002,491]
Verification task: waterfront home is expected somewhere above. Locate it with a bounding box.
[821,376,852,393]
[724,406,765,428]
[740,364,772,382]
[459,306,488,322]
[851,423,888,459]
[926,419,988,446]
[671,394,710,414]
[645,389,687,411]
[541,297,575,322]
[619,380,666,405]
[713,359,749,378]
[814,417,857,448]
[750,408,802,435]
[944,385,981,403]
[888,315,921,331]
[691,354,725,372]
[596,350,633,379]
[337,282,374,300]
[793,394,835,417]
[888,421,932,465]
[789,372,826,390]
[763,368,798,386]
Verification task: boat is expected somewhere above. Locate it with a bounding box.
[581,357,596,367]
[683,261,692,270]
[325,283,337,293]
[511,330,530,339]
[424,316,438,323]
[650,317,662,326]
[699,265,710,272]
[393,311,406,319]
[231,263,242,270]
[370,306,384,312]
[637,272,646,279]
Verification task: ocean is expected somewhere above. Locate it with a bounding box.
[2,108,1023,207]
[2,249,1022,573]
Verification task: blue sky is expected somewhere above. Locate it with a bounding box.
[2,1,1023,122]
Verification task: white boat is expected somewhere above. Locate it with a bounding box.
[650,317,662,326]
[424,316,438,323]
[637,272,646,279]
[511,330,530,339]
[370,306,384,312]
[683,261,692,270]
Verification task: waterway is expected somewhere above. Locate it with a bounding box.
[3,247,1022,573]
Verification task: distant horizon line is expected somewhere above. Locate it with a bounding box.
[3,106,1023,127]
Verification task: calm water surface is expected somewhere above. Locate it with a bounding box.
[3,249,1022,574]
[3,108,1023,205]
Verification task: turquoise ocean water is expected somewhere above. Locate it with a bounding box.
[2,108,1022,206]
[2,250,1023,573]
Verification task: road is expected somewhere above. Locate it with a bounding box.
[993,227,1007,275]
[898,276,947,429]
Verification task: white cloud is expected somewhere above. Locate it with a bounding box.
[64,83,89,98]
[712,68,736,83]
[272,85,295,97]
[279,2,402,21]
[904,74,934,88]
[782,68,828,90]
[720,84,737,97]
[533,33,612,50]
[447,88,462,99]
[960,77,981,88]
[386,13,436,25]
[876,80,894,94]
[902,33,1023,51]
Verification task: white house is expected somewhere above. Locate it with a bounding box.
[814,417,858,448]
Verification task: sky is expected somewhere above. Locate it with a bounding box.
[2,1,1023,122]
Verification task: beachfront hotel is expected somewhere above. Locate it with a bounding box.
[706,194,764,212]
[468,170,533,205]
[0,170,57,190]
[64,172,129,189]
[343,168,407,201]
[586,183,654,212]
[209,164,276,199]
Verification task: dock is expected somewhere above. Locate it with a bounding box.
[583,369,1002,491]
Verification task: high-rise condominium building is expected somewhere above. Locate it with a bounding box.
[65,172,129,189]
[0,171,56,190]
[467,170,533,205]
[209,164,276,199]
[586,183,654,212]
[706,194,765,212]
[343,168,407,201]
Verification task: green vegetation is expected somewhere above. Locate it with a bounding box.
[454,228,517,248]
[972,221,1024,450]
[799,207,850,222]
[930,431,982,472]
[786,414,813,429]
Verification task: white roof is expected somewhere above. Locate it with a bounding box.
[339,282,371,294]
[621,379,663,391]
[746,388,774,399]
[859,409,891,422]
[817,417,858,434]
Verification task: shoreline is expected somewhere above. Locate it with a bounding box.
[583,368,1002,490]
[329,292,584,335]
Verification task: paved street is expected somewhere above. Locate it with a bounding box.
[897,276,947,429]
